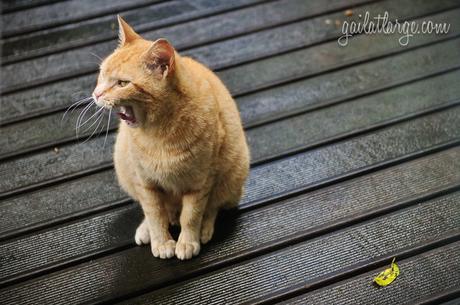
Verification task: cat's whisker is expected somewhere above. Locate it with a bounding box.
[82,110,105,144]
[75,101,95,137]
[71,91,87,99]
[83,60,104,66]
[82,108,105,133]
[79,106,104,130]
[103,108,112,148]
[69,98,93,117]
[89,52,103,63]
[77,100,95,127]
[95,113,107,138]
[61,96,92,124]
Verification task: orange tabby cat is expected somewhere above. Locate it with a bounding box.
[92,16,249,260]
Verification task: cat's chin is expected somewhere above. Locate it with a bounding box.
[116,105,139,128]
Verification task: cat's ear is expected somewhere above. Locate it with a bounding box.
[144,38,175,79]
[117,15,141,46]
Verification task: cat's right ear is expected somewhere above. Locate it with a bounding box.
[117,15,141,47]
[144,39,175,79]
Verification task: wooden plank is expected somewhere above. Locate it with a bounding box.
[1,142,460,286]
[238,39,460,127]
[1,0,360,64]
[280,242,460,305]
[246,69,460,162]
[1,0,68,14]
[3,54,460,160]
[242,108,460,206]
[439,296,460,305]
[1,92,460,198]
[1,0,457,93]
[1,1,458,303]
[2,104,460,242]
[0,205,142,284]
[3,7,459,125]
[1,0,165,37]
[1,189,458,304]
[0,170,124,240]
[119,197,460,305]
[0,0,374,124]
[0,0,375,92]
[1,109,460,281]
[219,8,460,97]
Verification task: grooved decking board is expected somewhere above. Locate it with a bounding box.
[1,105,460,241]
[3,8,460,126]
[4,60,460,162]
[0,205,142,284]
[1,0,165,37]
[218,8,460,97]
[2,0,68,14]
[281,242,460,305]
[0,170,124,239]
[0,0,371,91]
[440,297,460,305]
[1,135,459,246]
[120,197,460,305]
[237,39,460,127]
[1,0,458,93]
[1,0,459,303]
[1,100,460,197]
[1,0,365,64]
[2,144,460,286]
[2,190,456,305]
[246,69,460,162]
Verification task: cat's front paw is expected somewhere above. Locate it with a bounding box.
[175,239,200,260]
[151,239,176,259]
[134,220,150,245]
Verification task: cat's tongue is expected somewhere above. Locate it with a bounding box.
[116,106,137,126]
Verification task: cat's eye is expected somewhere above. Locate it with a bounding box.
[117,80,130,87]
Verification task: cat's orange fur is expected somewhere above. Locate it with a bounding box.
[92,16,249,260]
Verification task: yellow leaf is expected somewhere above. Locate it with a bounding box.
[374,258,400,287]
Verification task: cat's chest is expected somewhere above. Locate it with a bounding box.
[133,146,186,173]
[130,145,198,190]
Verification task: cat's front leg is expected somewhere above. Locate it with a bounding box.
[176,190,208,260]
[138,187,176,259]
[134,217,150,245]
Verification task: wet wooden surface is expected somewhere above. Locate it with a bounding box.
[1,0,459,304]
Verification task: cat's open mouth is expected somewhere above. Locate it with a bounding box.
[116,106,137,127]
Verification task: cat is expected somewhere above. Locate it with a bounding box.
[92,16,250,260]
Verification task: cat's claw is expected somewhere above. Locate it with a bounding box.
[175,240,200,260]
[134,220,150,245]
[151,240,176,259]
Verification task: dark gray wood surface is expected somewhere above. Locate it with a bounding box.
[1,0,459,304]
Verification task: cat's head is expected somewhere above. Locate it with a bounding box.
[93,16,176,128]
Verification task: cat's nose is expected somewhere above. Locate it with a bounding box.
[92,89,105,107]
[92,90,102,100]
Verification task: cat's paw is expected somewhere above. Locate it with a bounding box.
[151,239,176,259]
[134,220,150,245]
[200,223,214,244]
[175,239,200,260]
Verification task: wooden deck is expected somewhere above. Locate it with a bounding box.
[1,0,460,304]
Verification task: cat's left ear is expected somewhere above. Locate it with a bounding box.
[117,15,141,46]
[144,38,175,79]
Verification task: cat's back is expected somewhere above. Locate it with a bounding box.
[180,56,244,134]
[180,56,249,171]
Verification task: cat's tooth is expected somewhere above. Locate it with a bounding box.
[120,106,127,114]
